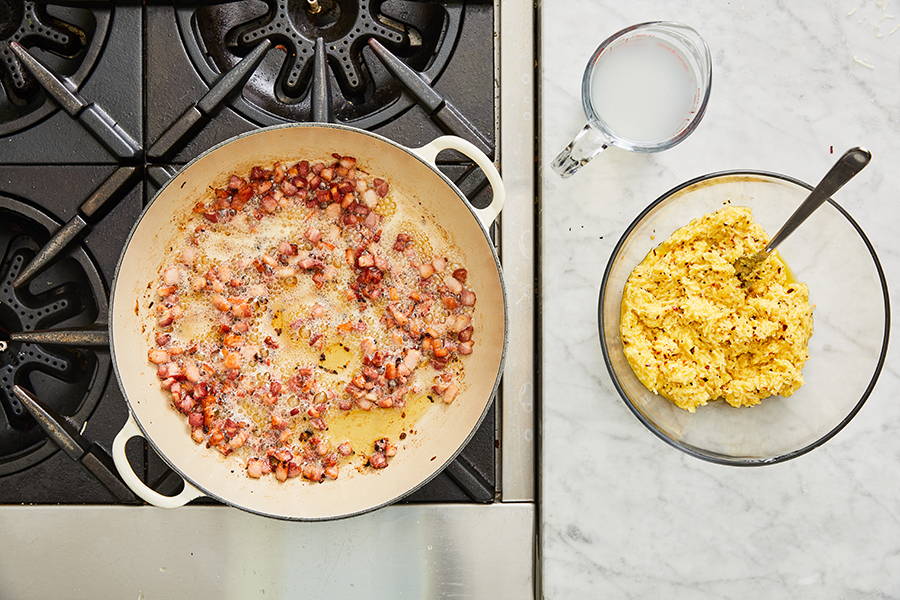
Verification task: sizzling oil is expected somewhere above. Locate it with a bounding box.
[151,155,474,468]
[328,392,432,459]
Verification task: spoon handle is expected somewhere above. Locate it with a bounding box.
[765,147,871,253]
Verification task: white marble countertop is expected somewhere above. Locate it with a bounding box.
[539,1,899,597]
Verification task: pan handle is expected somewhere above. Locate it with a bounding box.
[112,413,204,508]
[411,136,506,229]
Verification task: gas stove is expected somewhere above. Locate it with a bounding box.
[0,1,535,597]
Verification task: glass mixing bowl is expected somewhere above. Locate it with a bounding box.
[598,171,890,465]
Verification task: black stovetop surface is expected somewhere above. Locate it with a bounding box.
[0,1,497,505]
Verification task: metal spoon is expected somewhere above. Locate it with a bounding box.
[734,146,872,281]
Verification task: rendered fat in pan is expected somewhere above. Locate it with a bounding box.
[109,123,508,520]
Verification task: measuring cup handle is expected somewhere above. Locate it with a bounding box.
[551,124,609,178]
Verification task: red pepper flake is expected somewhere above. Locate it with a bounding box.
[290,408,300,416]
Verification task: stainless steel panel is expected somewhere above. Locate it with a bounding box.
[498,0,537,502]
[0,504,535,599]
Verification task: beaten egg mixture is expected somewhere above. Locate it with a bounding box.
[620,206,813,412]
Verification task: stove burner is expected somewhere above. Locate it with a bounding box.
[0,2,109,136]
[178,0,461,128]
[235,0,406,94]
[0,196,109,475]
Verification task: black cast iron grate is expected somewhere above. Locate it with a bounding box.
[0,196,109,475]
[0,1,107,136]
[178,0,461,128]
[0,1,497,503]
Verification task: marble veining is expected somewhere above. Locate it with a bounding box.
[540,1,899,597]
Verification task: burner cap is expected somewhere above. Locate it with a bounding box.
[179,0,462,128]
[0,196,109,475]
[0,3,109,136]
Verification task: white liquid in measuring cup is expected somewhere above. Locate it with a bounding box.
[590,36,699,144]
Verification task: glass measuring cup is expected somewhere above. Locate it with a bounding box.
[552,22,712,177]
